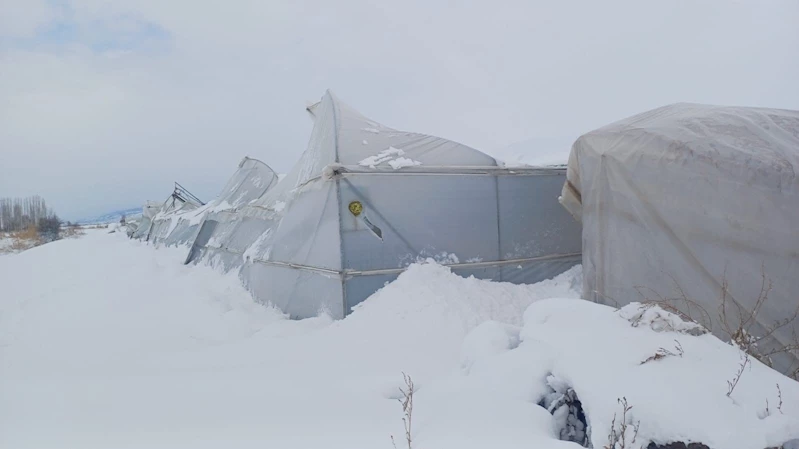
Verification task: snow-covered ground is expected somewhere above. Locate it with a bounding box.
[0,232,35,254]
[0,234,12,253]
[1,230,797,449]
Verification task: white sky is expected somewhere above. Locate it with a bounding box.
[1,0,798,220]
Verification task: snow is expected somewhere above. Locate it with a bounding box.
[358,146,406,168]
[1,231,798,449]
[388,156,422,169]
[619,301,708,336]
[209,200,234,213]
[0,235,13,254]
[272,200,286,212]
[401,250,461,266]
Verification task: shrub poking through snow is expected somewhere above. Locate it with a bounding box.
[604,397,640,449]
[391,373,415,449]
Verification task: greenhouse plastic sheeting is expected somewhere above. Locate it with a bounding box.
[561,103,799,375]
[147,157,278,247]
[130,201,161,239]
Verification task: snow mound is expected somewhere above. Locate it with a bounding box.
[349,262,582,331]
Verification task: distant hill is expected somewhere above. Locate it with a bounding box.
[77,207,142,225]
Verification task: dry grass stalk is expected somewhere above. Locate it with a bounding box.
[10,225,40,251]
[391,372,415,449]
[640,340,684,365]
[763,384,783,418]
[727,351,751,398]
[604,397,640,449]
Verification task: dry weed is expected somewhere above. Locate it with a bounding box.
[640,340,684,365]
[391,372,415,449]
[604,397,640,449]
[726,351,751,398]
[10,225,40,251]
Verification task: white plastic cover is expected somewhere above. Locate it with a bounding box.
[563,103,799,374]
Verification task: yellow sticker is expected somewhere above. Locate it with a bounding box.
[348,201,363,216]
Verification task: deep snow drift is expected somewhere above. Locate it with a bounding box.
[1,231,797,449]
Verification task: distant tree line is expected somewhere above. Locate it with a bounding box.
[0,196,61,241]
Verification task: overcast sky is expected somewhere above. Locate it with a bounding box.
[1,0,798,220]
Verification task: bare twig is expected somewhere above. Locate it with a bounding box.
[717,266,799,379]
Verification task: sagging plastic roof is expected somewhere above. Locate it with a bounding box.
[249,90,500,211]
[562,102,799,375]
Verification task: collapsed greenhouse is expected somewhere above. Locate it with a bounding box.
[135,90,582,319]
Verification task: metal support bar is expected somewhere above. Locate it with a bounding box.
[237,250,582,279]
[329,164,567,177]
[173,182,205,206]
[343,252,582,277]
